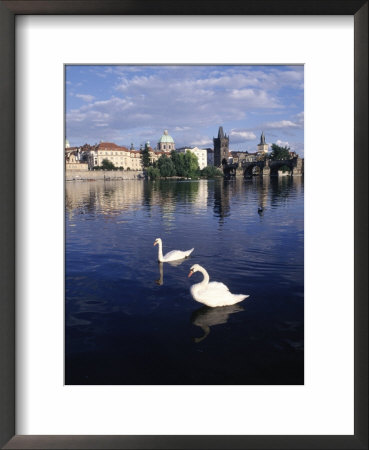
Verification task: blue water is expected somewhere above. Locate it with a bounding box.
[65,177,304,384]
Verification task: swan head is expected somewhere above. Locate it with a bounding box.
[188,264,201,277]
[153,238,162,247]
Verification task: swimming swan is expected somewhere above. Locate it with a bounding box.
[188,264,249,307]
[154,238,194,263]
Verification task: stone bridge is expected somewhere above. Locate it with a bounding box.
[223,156,303,178]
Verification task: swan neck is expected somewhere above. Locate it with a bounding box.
[157,241,164,261]
[198,267,210,286]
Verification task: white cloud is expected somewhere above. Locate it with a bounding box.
[265,120,300,129]
[229,129,257,143]
[275,139,290,147]
[189,138,213,147]
[76,94,95,102]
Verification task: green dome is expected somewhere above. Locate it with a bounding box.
[159,130,174,144]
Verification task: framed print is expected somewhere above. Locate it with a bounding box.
[0,1,367,449]
[64,63,305,387]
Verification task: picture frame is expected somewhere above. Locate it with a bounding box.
[0,0,367,449]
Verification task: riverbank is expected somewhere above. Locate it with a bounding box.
[66,170,144,181]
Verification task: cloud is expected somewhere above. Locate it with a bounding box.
[275,139,290,147]
[76,94,95,102]
[189,137,213,147]
[229,129,257,143]
[265,120,300,129]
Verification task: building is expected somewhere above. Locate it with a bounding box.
[207,148,214,166]
[230,151,259,165]
[142,141,171,165]
[177,146,208,170]
[87,142,143,171]
[213,126,229,167]
[157,130,176,152]
[65,147,88,171]
[257,132,269,154]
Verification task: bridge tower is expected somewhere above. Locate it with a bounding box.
[257,131,269,154]
[213,126,229,167]
[292,156,303,176]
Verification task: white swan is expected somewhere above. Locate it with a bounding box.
[188,264,249,307]
[154,238,194,263]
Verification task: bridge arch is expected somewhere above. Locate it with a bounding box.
[243,162,263,178]
[269,160,294,176]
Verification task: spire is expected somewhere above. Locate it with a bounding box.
[260,132,265,145]
[218,126,224,139]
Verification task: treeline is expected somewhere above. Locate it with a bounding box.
[143,150,222,180]
[92,159,127,171]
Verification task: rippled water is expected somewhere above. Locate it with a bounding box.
[65,177,304,384]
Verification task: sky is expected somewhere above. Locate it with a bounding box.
[66,65,304,155]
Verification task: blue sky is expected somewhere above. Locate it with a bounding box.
[66,65,304,155]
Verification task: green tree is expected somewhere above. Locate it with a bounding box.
[157,155,176,177]
[101,159,116,170]
[146,166,161,180]
[183,151,200,178]
[201,166,223,178]
[270,144,291,161]
[141,147,151,168]
[170,150,184,176]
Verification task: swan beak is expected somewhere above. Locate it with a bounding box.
[153,242,157,246]
[188,270,193,278]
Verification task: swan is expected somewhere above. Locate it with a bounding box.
[154,238,194,263]
[188,264,249,307]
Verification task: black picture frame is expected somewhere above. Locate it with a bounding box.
[0,1,367,449]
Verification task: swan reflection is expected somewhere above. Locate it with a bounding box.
[155,259,187,286]
[191,304,244,343]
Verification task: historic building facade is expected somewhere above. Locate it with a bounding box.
[87,142,143,171]
[213,126,229,167]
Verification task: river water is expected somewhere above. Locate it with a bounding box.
[65,177,304,385]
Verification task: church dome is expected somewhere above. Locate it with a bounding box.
[159,130,174,144]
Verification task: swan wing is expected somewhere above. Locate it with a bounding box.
[194,282,249,307]
[163,248,194,262]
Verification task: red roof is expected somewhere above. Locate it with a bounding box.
[97,142,129,152]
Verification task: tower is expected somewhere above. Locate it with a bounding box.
[213,126,229,167]
[257,131,269,154]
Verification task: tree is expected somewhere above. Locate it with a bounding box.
[170,150,184,176]
[101,159,116,170]
[157,155,176,177]
[201,166,223,178]
[141,146,151,168]
[146,166,160,180]
[183,151,200,178]
[270,144,291,161]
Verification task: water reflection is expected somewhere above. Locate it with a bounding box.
[66,177,304,384]
[66,177,303,223]
[213,179,230,221]
[191,304,244,343]
[155,260,186,285]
